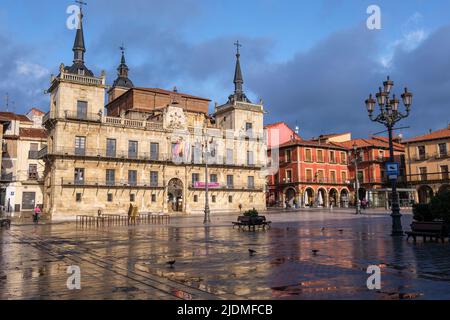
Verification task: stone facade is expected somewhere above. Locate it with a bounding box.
[0,111,47,214]
[41,71,267,219]
[403,126,450,203]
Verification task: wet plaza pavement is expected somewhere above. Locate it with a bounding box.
[1,209,450,300]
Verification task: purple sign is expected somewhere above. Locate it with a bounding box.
[194,182,220,188]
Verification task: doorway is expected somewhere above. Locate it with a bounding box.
[168,178,183,212]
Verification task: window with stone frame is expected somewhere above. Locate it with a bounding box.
[441,165,449,180]
[305,149,312,162]
[75,136,86,156]
[330,170,337,183]
[305,169,313,182]
[150,171,158,187]
[438,143,448,157]
[150,142,159,161]
[106,139,116,157]
[329,151,336,163]
[285,149,292,162]
[317,149,324,163]
[248,176,255,189]
[128,170,137,186]
[316,170,325,182]
[340,152,347,164]
[106,169,115,186]
[341,171,347,183]
[286,170,292,183]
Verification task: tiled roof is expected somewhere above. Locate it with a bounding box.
[403,127,450,143]
[27,108,46,116]
[0,112,32,122]
[280,139,348,150]
[264,122,285,128]
[334,138,404,152]
[19,128,47,139]
[134,87,211,102]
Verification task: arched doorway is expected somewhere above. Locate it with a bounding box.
[304,188,314,207]
[329,188,338,207]
[340,189,349,208]
[438,184,450,195]
[317,188,327,207]
[418,185,433,204]
[168,178,183,212]
[285,187,296,208]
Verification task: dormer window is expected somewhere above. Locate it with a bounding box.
[78,69,85,76]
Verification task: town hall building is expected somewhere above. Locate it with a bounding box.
[39,8,267,218]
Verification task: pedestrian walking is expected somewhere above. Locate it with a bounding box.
[33,205,41,224]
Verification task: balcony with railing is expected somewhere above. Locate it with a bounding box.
[61,178,164,188]
[189,183,264,191]
[64,111,102,123]
[407,172,450,184]
[28,150,40,159]
[40,146,266,168]
[412,153,430,162]
[0,173,15,182]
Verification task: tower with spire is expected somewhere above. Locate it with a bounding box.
[228,41,251,104]
[108,45,134,102]
[45,2,106,125]
[213,41,265,167]
[63,4,94,77]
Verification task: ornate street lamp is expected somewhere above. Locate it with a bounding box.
[203,136,214,224]
[352,143,361,215]
[365,76,413,236]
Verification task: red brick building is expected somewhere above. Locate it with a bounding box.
[266,123,414,209]
[266,124,351,208]
[334,136,413,208]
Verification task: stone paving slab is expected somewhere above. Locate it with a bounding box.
[1,210,450,300]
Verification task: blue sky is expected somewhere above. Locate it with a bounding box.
[1,0,450,139]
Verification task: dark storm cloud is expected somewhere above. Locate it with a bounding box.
[246,24,450,139]
[88,14,272,102]
[389,25,450,136]
[2,1,450,140]
[247,24,385,139]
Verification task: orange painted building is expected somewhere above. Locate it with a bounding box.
[266,124,351,208]
[266,122,414,208]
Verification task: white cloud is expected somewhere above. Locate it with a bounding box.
[379,12,428,69]
[16,61,49,79]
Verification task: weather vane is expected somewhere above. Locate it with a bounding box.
[234,40,242,55]
[75,0,87,11]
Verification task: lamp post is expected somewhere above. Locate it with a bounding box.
[353,143,361,215]
[203,136,214,224]
[365,76,413,236]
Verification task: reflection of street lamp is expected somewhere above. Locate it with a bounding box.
[365,76,413,236]
[352,143,361,215]
[203,136,214,224]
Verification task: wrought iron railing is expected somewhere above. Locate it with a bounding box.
[407,172,450,184]
[61,178,164,188]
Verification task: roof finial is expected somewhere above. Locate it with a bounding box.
[234,40,242,56]
[112,43,134,89]
[119,43,126,64]
[233,41,244,94]
[72,1,87,64]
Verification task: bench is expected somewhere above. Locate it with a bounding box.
[232,216,272,231]
[405,222,448,243]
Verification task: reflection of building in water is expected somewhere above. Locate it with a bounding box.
[39,9,267,218]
